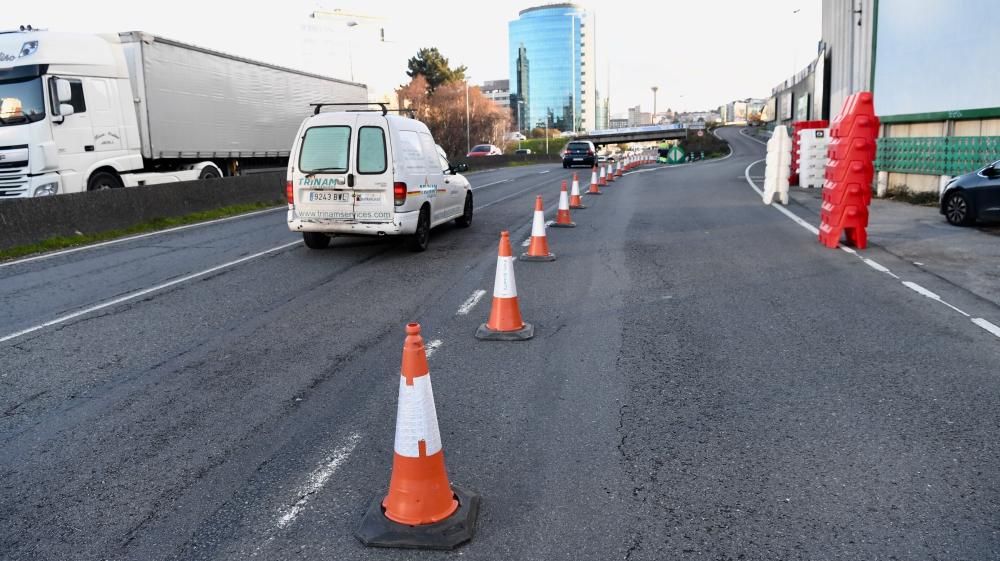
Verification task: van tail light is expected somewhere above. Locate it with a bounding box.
[286,181,294,205]
[393,182,407,206]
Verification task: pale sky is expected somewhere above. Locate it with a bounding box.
[8,0,821,116]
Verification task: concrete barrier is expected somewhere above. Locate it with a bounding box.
[455,153,561,171]
[0,172,284,251]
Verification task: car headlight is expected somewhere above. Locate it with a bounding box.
[33,182,59,197]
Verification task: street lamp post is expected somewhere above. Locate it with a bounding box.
[651,86,659,125]
[345,21,358,82]
[465,76,472,154]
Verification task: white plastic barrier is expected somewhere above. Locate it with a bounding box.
[763,126,791,205]
[798,128,830,188]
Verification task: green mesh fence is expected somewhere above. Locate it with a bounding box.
[875,136,1000,176]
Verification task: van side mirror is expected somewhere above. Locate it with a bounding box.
[454,163,469,173]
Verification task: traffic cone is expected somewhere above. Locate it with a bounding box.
[520,196,556,261]
[607,162,616,183]
[587,167,602,195]
[569,173,587,209]
[599,165,608,186]
[616,160,623,178]
[356,323,480,550]
[552,181,575,228]
[476,231,534,340]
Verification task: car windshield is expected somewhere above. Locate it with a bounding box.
[472,145,491,152]
[0,76,46,127]
[567,143,589,151]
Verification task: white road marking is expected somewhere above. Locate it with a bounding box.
[521,238,531,247]
[545,220,554,227]
[863,258,899,278]
[472,179,512,191]
[0,240,302,344]
[902,281,970,317]
[425,339,443,358]
[476,183,545,210]
[538,170,551,174]
[0,206,285,269]
[744,159,818,234]
[456,289,487,315]
[972,318,1000,338]
[276,432,361,530]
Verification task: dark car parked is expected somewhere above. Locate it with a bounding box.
[562,140,597,168]
[940,160,1000,226]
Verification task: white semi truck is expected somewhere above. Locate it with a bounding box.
[0,29,367,198]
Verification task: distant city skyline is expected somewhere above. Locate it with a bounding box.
[5,0,822,115]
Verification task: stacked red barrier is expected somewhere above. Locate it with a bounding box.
[819,92,879,249]
[790,120,828,186]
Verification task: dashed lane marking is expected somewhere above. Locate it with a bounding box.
[425,339,443,358]
[457,289,487,315]
[972,318,1000,338]
[275,432,361,530]
[472,179,512,191]
[0,240,302,344]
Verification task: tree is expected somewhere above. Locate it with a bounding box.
[397,77,510,158]
[406,48,467,93]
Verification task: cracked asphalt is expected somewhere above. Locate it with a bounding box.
[1,128,998,560]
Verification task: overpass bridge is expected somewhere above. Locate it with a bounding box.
[576,124,689,147]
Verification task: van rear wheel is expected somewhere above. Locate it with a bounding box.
[302,232,330,249]
[409,207,430,252]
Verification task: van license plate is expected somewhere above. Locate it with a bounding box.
[308,191,349,202]
[573,158,583,161]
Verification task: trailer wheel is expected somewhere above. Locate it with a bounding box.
[199,167,221,179]
[87,170,123,191]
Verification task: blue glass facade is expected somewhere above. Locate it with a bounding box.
[509,4,588,133]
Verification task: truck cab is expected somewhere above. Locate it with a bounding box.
[0,29,145,197]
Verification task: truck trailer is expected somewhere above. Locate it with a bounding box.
[0,29,368,198]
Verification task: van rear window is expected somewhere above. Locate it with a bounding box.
[299,126,351,173]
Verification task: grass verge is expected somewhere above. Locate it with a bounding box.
[883,186,939,207]
[0,200,283,262]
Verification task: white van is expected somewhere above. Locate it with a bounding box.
[286,104,473,251]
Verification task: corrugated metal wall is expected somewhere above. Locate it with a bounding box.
[822,0,874,118]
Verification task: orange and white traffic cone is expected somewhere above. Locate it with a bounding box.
[520,195,556,262]
[587,166,602,195]
[599,165,608,186]
[356,323,480,549]
[569,173,587,209]
[616,160,623,178]
[476,231,535,340]
[607,162,616,183]
[551,181,575,228]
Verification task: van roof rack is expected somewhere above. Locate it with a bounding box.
[309,102,415,117]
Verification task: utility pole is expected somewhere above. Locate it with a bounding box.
[545,113,550,155]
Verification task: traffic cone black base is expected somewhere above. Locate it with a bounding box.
[550,221,575,228]
[519,253,556,262]
[356,484,481,550]
[475,322,534,341]
[570,202,588,209]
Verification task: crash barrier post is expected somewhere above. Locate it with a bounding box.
[819,91,879,249]
[762,125,791,205]
[798,128,831,188]
[356,323,480,550]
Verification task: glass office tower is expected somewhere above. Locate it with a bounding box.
[508,4,595,133]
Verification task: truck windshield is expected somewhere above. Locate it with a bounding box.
[0,77,45,126]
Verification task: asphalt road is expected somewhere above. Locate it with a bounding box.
[2,130,998,561]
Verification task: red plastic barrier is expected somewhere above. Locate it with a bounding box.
[818,92,879,249]
[790,119,828,186]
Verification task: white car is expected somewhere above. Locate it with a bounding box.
[287,105,473,251]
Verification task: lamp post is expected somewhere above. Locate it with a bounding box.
[651,86,659,125]
[465,75,472,154]
[345,21,358,82]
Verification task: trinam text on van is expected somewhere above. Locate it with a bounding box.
[299,178,346,187]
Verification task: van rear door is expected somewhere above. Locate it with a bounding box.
[295,117,355,221]
[352,114,393,223]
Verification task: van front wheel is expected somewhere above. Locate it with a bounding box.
[409,207,430,252]
[302,232,330,249]
[455,193,473,228]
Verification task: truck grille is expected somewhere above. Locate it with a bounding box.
[0,161,29,197]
